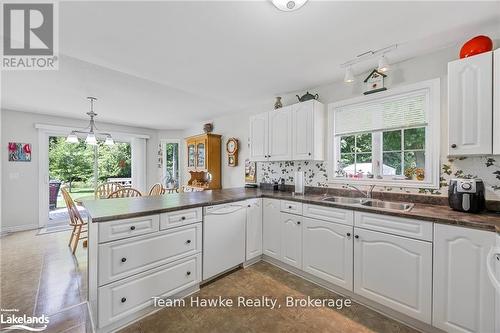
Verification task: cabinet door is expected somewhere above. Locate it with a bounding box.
[246,198,263,261]
[494,49,500,155]
[292,102,314,160]
[262,198,281,259]
[303,218,353,290]
[281,213,302,269]
[196,140,206,170]
[268,108,292,161]
[187,143,196,168]
[448,51,493,155]
[433,224,495,333]
[249,112,269,161]
[354,228,432,324]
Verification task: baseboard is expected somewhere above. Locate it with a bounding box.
[261,255,444,333]
[0,224,39,235]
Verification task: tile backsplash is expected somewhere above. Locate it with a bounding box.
[257,156,500,201]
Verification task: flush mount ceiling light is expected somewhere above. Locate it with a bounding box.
[66,97,114,146]
[378,55,390,72]
[271,0,308,11]
[344,66,355,83]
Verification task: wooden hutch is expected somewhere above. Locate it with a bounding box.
[185,133,221,190]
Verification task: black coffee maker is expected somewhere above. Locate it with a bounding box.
[448,179,485,213]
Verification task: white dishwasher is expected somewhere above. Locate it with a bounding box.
[203,202,246,280]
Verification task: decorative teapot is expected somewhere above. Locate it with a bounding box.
[296,91,319,102]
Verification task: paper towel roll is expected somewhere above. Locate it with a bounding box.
[294,171,304,194]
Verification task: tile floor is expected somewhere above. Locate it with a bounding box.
[0,229,92,332]
[1,230,420,333]
[120,261,420,333]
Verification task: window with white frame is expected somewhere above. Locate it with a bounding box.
[329,79,440,188]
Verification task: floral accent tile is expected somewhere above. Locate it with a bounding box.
[258,156,500,200]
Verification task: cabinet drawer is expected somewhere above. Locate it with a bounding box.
[98,254,201,328]
[99,223,201,285]
[160,208,202,230]
[354,211,432,241]
[98,215,159,243]
[303,204,354,226]
[280,200,303,215]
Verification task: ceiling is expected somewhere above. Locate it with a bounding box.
[2,1,500,129]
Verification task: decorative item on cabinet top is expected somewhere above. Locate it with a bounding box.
[226,138,239,167]
[460,35,493,59]
[203,123,213,133]
[296,91,319,102]
[274,96,283,109]
[363,69,387,95]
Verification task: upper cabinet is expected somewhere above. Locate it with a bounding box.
[249,100,325,162]
[494,49,500,155]
[448,51,493,156]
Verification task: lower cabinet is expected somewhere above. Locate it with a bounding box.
[281,213,302,269]
[353,227,432,324]
[263,198,282,259]
[433,224,496,333]
[98,254,201,328]
[246,198,263,261]
[303,217,353,290]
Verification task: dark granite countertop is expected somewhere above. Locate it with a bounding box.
[83,188,500,233]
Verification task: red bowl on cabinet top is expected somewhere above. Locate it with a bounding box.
[460,35,493,59]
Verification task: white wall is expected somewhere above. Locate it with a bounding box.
[0,109,161,232]
[184,45,499,194]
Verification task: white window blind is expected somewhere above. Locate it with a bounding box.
[334,89,428,136]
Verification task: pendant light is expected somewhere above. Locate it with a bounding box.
[271,0,308,11]
[377,55,390,72]
[66,97,114,146]
[344,66,355,83]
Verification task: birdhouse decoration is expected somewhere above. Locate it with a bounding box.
[363,69,387,95]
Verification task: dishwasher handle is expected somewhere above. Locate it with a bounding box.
[205,204,246,215]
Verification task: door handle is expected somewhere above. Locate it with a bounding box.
[486,247,500,294]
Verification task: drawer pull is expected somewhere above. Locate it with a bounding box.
[347,232,351,237]
[451,144,457,148]
[181,216,186,220]
[121,297,127,303]
[297,221,301,225]
[186,271,191,276]
[355,235,359,239]
[121,257,127,263]
[186,240,191,244]
[288,206,292,209]
[247,204,251,208]
[130,226,136,231]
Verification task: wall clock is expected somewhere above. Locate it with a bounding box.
[226,138,239,167]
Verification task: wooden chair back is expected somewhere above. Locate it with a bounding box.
[61,187,86,227]
[107,188,143,199]
[95,182,123,199]
[148,183,165,196]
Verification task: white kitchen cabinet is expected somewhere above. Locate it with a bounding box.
[353,227,432,324]
[268,107,292,161]
[246,198,263,261]
[494,49,500,155]
[433,224,496,333]
[249,112,269,161]
[448,51,493,156]
[262,198,282,260]
[281,212,302,269]
[303,217,353,290]
[292,100,325,161]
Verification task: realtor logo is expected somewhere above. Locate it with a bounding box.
[1,2,58,70]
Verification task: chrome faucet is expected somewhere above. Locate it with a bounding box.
[346,184,376,199]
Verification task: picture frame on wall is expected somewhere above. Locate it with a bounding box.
[8,142,32,162]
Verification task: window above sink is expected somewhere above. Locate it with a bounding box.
[328,79,441,189]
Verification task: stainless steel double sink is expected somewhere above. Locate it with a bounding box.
[322,196,414,212]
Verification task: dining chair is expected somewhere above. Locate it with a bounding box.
[107,188,143,198]
[61,187,88,255]
[148,183,165,196]
[95,182,123,199]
